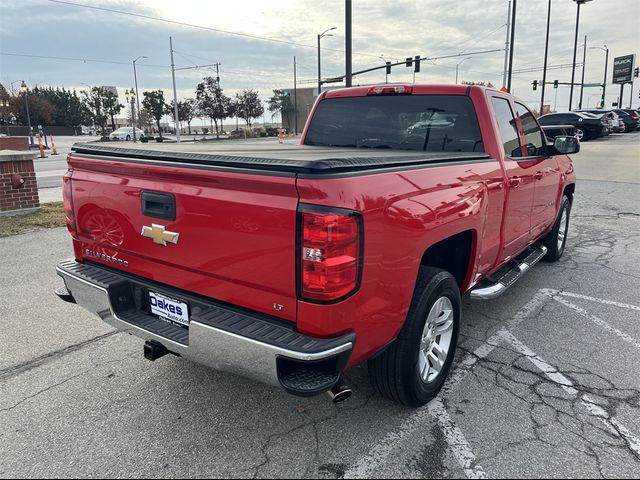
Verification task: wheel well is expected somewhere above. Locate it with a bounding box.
[420,230,474,289]
[563,183,575,202]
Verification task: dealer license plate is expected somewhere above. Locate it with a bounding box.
[149,291,190,327]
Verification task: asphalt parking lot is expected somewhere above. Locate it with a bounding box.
[1,133,639,478]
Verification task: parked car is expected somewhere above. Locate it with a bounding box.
[109,127,146,141]
[56,84,578,407]
[612,109,640,132]
[538,112,606,141]
[574,109,624,133]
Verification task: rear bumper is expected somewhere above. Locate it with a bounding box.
[56,259,355,397]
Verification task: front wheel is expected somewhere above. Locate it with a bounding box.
[542,195,571,262]
[368,267,461,407]
[574,127,587,141]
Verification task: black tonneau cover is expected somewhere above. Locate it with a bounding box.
[71,142,491,175]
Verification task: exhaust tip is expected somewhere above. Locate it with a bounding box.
[327,380,353,403]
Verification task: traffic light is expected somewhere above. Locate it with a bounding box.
[414,56,421,73]
[405,57,413,67]
[553,80,559,89]
[532,80,538,91]
[386,62,391,74]
[635,67,639,78]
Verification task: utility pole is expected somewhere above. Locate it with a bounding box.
[569,0,592,111]
[578,35,587,109]
[345,0,352,87]
[507,0,517,92]
[502,0,511,89]
[602,47,609,108]
[169,36,181,143]
[619,84,624,108]
[293,56,298,134]
[540,0,551,115]
[133,56,147,129]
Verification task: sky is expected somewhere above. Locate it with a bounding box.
[1,0,639,125]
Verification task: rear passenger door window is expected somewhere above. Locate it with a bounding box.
[491,97,522,158]
[515,102,546,157]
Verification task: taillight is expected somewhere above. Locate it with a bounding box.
[298,206,363,303]
[367,85,412,95]
[62,170,77,238]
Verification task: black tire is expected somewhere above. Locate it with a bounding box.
[368,266,461,407]
[542,195,571,262]
[574,127,588,141]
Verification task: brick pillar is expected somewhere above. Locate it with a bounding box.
[0,150,40,216]
[0,137,29,151]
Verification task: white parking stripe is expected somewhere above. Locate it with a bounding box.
[500,330,640,459]
[344,290,554,479]
[552,295,640,350]
[428,399,488,479]
[556,291,640,312]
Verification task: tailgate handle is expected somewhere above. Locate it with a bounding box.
[141,192,176,221]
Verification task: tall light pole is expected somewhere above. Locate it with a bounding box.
[455,57,472,84]
[540,0,551,115]
[133,56,147,128]
[578,35,588,109]
[506,0,517,92]
[125,89,137,143]
[569,0,592,111]
[502,0,511,89]
[590,45,609,108]
[345,0,352,87]
[19,81,33,147]
[317,27,336,95]
[169,36,180,143]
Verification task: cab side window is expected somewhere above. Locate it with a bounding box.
[515,102,546,156]
[491,97,522,158]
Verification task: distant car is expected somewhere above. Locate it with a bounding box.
[109,127,146,141]
[612,109,639,133]
[575,109,624,134]
[538,112,606,141]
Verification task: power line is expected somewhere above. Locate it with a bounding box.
[0,51,169,68]
[48,0,382,59]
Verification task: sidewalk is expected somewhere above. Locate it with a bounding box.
[39,187,62,204]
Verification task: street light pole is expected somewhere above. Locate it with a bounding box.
[578,35,587,109]
[317,27,336,95]
[506,0,517,92]
[540,0,551,115]
[125,89,137,143]
[569,0,592,111]
[169,36,180,143]
[20,81,33,147]
[455,57,472,84]
[502,0,511,89]
[133,56,147,129]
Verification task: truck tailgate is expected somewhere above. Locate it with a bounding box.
[67,154,299,322]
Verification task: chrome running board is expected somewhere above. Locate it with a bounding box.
[470,245,548,301]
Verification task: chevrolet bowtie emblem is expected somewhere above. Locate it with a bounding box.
[141,224,180,246]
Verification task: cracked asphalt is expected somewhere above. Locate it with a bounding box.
[1,133,639,478]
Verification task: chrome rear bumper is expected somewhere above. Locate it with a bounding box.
[56,259,354,396]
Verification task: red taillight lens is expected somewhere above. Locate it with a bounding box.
[366,85,412,95]
[299,208,362,302]
[62,170,77,238]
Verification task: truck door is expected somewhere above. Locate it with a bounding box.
[514,102,562,239]
[490,96,535,261]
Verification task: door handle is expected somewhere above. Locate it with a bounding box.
[509,177,522,188]
[534,171,544,180]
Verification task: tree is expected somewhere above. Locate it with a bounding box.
[82,87,113,135]
[102,91,123,132]
[196,77,232,138]
[168,98,196,134]
[267,89,294,129]
[33,86,91,126]
[142,90,168,139]
[235,89,264,129]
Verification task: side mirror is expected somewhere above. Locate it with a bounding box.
[552,135,580,155]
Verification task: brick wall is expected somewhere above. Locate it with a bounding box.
[0,151,40,215]
[0,137,30,151]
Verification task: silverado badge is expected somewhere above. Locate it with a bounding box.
[141,224,180,246]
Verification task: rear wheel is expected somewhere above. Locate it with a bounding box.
[368,266,461,407]
[574,127,587,141]
[542,195,571,262]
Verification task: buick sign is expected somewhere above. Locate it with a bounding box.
[613,54,635,84]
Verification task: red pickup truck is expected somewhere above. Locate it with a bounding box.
[56,85,578,407]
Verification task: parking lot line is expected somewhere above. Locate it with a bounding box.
[344,290,553,479]
[552,295,640,350]
[556,291,640,312]
[428,399,488,479]
[500,329,640,459]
